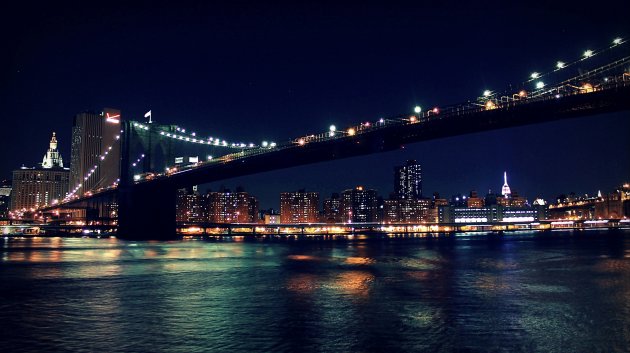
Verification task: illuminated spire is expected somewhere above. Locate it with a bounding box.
[42,132,64,168]
[501,171,511,198]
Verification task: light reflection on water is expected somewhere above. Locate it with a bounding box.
[0,230,629,352]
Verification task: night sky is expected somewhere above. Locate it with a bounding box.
[2,1,629,209]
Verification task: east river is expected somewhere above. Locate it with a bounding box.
[1,229,629,352]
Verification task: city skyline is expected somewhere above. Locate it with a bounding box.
[2,2,629,209]
[4,127,628,211]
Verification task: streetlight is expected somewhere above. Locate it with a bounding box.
[414,106,422,114]
[613,37,623,45]
[583,49,593,58]
[535,81,545,89]
[483,90,492,97]
[556,61,565,69]
[329,125,336,137]
[530,72,540,79]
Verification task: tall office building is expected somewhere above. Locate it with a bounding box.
[280,190,319,223]
[69,108,121,196]
[340,186,379,223]
[10,133,69,212]
[394,160,422,200]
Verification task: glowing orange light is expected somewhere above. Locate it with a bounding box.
[298,138,306,145]
[347,128,356,136]
[485,100,496,110]
[409,116,417,122]
[518,90,527,97]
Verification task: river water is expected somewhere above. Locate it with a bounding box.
[1,229,629,353]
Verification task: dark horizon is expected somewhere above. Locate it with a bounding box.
[2,1,629,209]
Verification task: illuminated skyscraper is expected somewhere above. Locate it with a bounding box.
[69,108,121,196]
[10,133,69,212]
[501,171,511,198]
[394,160,422,200]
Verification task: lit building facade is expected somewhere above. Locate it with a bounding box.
[0,180,12,218]
[383,198,431,223]
[207,189,258,223]
[280,190,319,224]
[322,193,342,223]
[467,190,484,208]
[438,205,539,223]
[69,108,121,196]
[10,133,70,212]
[394,160,422,200]
[341,186,379,223]
[176,186,206,223]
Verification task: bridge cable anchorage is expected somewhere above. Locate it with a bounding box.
[63,133,122,203]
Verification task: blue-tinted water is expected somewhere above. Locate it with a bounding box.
[1,230,629,352]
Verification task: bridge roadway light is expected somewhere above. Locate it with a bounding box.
[535,81,545,89]
[613,37,623,45]
[414,106,421,114]
[530,72,540,79]
[262,141,268,147]
[556,61,566,69]
[583,49,593,58]
[483,90,492,97]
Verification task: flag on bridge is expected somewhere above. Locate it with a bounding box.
[144,110,152,124]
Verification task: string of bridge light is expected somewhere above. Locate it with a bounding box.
[131,153,145,168]
[64,133,121,201]
[317,37,628,144]
[527,37,625,91]
[133,121,271,149]
[481,36,626,97]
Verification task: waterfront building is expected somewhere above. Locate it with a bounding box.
[280,190,319,224]
[467,190,484,208]
[0,180,11,218]
[322,193,342,223]
[207,188,258,223]
[10,133,70,212]
[176,186,206,223]
[383,198,431,223]
[340,186,379,223]
[438,205,539,223]
[394,160,422,199]
[594,184,630,219]
[264,214,281,224]
[69,108,121,196]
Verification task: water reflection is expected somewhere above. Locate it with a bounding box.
[0,230,629,352]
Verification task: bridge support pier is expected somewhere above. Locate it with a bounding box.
[117,184,177,240]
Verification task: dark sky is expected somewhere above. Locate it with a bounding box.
[2,1,629,209]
